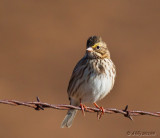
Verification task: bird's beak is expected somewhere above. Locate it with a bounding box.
[86,47,93,52]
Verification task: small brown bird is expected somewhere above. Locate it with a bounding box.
[61,36,116,128]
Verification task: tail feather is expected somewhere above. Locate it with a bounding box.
[61,109,77,128]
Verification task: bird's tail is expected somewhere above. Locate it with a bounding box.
[61,109,77,128]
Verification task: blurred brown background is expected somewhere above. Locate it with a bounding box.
[0,0,160,138]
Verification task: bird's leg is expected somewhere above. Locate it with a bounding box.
[80,99,87,116]
[93,103,105,119]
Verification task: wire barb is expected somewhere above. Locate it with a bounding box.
[123,105,133,120]
[35,97,44,111]
[0,98,160,119]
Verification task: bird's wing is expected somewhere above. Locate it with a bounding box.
[67,57,88,97]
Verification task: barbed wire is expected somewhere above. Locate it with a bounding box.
[0,97,160,120]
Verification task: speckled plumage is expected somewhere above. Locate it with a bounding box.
[61,36,116,128]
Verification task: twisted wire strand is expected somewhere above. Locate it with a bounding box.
[0,97,160,120]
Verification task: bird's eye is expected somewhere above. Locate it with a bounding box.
[96,46,100,49]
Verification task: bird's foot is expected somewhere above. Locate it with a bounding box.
[80,103,87,116]
[93,102,105,119]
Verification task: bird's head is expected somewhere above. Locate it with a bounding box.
[86,36,110,59]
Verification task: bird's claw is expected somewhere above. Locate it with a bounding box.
[93,103,105,119]
[80,103,87,116]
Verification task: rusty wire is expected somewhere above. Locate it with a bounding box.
[0,97,160,120]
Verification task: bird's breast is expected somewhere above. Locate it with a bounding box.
[81,59,115,102]
[80,70,114,103]
[70,58,116,103]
